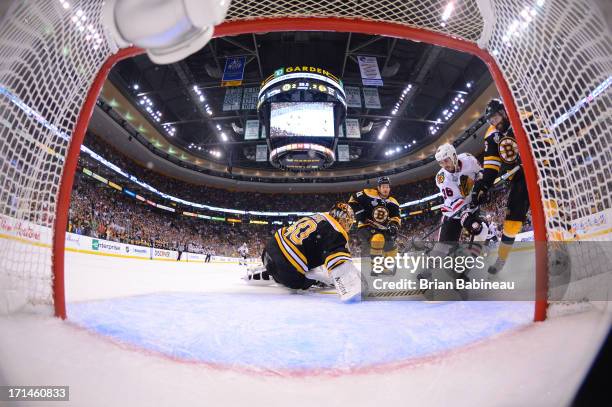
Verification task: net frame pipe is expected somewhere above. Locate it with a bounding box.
[51,17,548,321]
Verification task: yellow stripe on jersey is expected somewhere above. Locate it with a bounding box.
[325,251,351,271]
[389,216,401,224]
[327,259,349,271]
[274,231,307,274]
[484,164,501,171]
[279,231,307,264]
[484,155,502,162]
[387,197,400,206]
[484,125,497,139]
[325,251,350,263]
[363,188,380,198]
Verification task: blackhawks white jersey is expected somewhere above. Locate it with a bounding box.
[435,153,481,218]
[238,244,249,256]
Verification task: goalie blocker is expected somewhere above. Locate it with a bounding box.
[245,203,361,302]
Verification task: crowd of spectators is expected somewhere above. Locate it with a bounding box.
[82,132,438,213]
[66,132,524,258]
[69,174,275,256]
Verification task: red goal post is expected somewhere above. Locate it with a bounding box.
[0,0,609,321]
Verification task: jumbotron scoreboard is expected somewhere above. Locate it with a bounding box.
[257,66,347,171]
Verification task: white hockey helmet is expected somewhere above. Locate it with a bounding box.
[435,143,458,170]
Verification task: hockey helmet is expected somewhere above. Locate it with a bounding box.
[485,98,505,118]
[377,176,391,186]
[435,143,458,171]
[329,202,355,232]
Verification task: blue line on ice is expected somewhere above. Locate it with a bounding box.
[68,293,533,371]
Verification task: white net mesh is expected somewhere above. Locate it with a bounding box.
[482,0,611,240]
[0,0,113,309]
[0,0,609,315]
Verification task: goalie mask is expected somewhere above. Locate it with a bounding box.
[329,202,355,232]
[435,143,458,172]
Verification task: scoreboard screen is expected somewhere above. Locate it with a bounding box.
[258,66,347,171]
[270,102,335,138]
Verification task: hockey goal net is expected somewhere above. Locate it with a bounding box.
[0,0,609,320]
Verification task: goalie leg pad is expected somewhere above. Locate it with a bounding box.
[330,261,362,302]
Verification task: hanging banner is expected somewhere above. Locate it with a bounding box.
[241,87,260,110]
[338,145,350,162]
[256,144,268,162]
[244,120,260,140]
[363,87,381,109]
[345,118,361,139]
[357,56,383,87]
[222,57,246,87]
[344,86,362,108]
[223,87,243,111]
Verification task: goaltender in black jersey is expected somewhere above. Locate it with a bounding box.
[349,176,401,271]
[244,203,362,302]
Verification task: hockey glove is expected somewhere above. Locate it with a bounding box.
[470,181,490,208]
[460,211,484,236]
[388,223,399,239]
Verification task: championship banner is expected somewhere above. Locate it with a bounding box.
[344,86,362,108]
[338,144,350,162]
[241,87,260,110]
[363,87,382,109]
[256,144,268,162]
[244,120,260,140]
[223,87,243,111]
[357,56,383,87]
[221,57,246,87]
[345,118,361,139]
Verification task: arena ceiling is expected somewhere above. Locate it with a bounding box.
[103,31,492,174]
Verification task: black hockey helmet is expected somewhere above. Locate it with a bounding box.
[485,98,510,132]
[329,202,355,231]
[377,176,391,186]
[485,98,505,118]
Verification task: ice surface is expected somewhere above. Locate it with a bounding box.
[0,251,610,406]
[68,293,533,372]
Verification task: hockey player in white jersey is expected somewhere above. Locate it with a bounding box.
[238,243,249,266]
[418,143,489,283]
[434,143,488,242]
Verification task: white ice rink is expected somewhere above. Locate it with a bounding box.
[1,250,611,406]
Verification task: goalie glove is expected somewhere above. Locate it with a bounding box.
[329,261,362,302]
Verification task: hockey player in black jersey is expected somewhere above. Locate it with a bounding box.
[244,203,361,302]
[348,176,401,275]
[471,99,530,274]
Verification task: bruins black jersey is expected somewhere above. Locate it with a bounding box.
[348,188,401,230]
[272,212,351,274]
[482,125,523,187]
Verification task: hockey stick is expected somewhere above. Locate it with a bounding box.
[493,165,520,185]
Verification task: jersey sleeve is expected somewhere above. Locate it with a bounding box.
[348,191,366,223]
[482,132,502,187]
